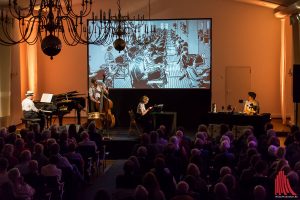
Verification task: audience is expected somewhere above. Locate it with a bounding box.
[0,118,299,200]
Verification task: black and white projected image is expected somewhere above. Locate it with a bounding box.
[88,19,211,89]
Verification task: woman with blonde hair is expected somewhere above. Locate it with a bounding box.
[136,96,153,133]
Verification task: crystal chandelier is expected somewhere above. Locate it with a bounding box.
[0,0,153,59]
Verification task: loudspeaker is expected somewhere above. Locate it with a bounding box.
[293,64,300,102]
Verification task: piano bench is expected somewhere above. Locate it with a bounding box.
[21,118,41,128]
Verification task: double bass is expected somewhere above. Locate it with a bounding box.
[98,75,116,129]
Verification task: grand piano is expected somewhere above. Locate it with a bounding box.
[35,91,86,126]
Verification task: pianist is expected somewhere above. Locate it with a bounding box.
[21,91,45,130]
[89,77,109,112]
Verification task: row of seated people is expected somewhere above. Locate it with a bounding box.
[92,123,300,200]
[0,121,105,200]
[1,119,300,200]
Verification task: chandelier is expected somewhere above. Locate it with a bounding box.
[91,0,156,52]
[0,0,154,59]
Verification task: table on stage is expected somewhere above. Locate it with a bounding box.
[151,112,177,134]
[207,112,271,136]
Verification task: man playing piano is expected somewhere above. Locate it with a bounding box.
[21,91,45,130]
[89,77,109,112]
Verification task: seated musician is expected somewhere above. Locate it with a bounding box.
[136,96,153,133]
[21,91,45,130]
[243,91,259,115]
[89,77,108,112]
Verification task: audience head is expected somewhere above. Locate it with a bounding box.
[176,181,189,194]
[128,156,140,170]
[219,140,230,152]
[290,125,299,134]
[247,148,258,159]
[287,171,299,188]
[28,160,38,172]
[267,145,278,157]
[276,146,286,159]
[0,158,8,172]
[140,133,150,145]
[142,172,160,191]
[264,122,274,132]
[220,135,230,144]
[266,129,276,138]
[134,185,148,200]
[250,154,261,168]
[31,123,40,133]
[225,131,234,142]
[68,142,76,152]
[214,182,228,199]
[253,185,266,200]
[0,127,8,138]
[169,136,179,149]
[195,132,206,141]
[254,160,268,175]
[149,131,159,144]
[186,163,200,177]
[219,124,229,136]
[137,146,147,157]
[248,141,257,149]
[197,124,208,133]
[7,125,17,134]
[81,131,89,140]
[87,121,97,133]
[123,159,135,174]
[19,150,31,163]
[154,156,166,170]
[7,168,21,183]
[26,131,35,141]
[294,131,300,142]
[268,136,280,147]
[190,148,201,157]
[49,143,60,155]
[221,174,236,191]
[15,138,25,149]
[242,128,254,138]
[194,138,205,148]
[68,124,77,137]
[33,143,44,154]
[220,166,232,177]
[176,130,184,139]
[2,144,14,156]
[94,188,111,200]
[46,138,57,148]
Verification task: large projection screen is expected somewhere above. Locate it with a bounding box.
[88,19,211,89]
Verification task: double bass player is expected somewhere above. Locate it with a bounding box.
[89,77,109,112]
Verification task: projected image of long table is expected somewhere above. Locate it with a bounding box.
[151,112,177,134]
[207,112,271,136]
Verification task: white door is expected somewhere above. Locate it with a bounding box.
[225,66,251,112]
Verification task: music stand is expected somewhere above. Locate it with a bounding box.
[153,104,164,112]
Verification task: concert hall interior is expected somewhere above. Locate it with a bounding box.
[1,0,300,200]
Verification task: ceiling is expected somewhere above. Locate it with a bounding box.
[262,0,298,6]
[0,0,299,13]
